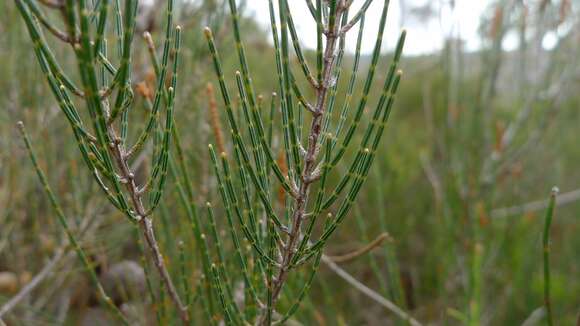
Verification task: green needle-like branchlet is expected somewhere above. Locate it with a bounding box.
[285,2,317,87]
[543,187,558,326]
[17,122,129,325]
[128,6,175,158]
[278,0,301,172]
[322,34,405,209]
[149,25,180,211]
[205,202,247,322]
[208,147,265,307]
[178,241,192,308]
[331,0,394,167]
[309,71,403,255]
[205,27,294,221]
[331,13,365,143]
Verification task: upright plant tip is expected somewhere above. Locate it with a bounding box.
[543,186,558,326]
[396,30,407,55]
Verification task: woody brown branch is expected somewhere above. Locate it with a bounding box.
[105,125,190,324]
[266,1,349,318]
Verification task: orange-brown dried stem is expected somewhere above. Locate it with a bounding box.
[206,83,226,154]
[328,232,394,263]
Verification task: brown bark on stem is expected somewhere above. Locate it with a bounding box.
[263,2,348,323]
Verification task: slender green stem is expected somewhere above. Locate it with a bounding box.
[17,122,128,325]
[543,187,558,326]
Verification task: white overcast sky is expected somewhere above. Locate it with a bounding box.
[245,0,493,55]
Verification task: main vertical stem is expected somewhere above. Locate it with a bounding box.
[266,2,345,319]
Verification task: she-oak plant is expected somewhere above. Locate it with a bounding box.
[15,0,406,324]
[202,0,406,324]
[14,0,190,323]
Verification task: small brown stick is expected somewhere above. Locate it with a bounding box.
[491,187,580,219]
[34,15,77,44]
[321,255,423,326]
[0,247,66,318]
[327,232,393,263]
[37,0,63,9]
[0,206,101,318]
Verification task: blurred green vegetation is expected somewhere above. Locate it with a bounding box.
[0,0,578,325]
